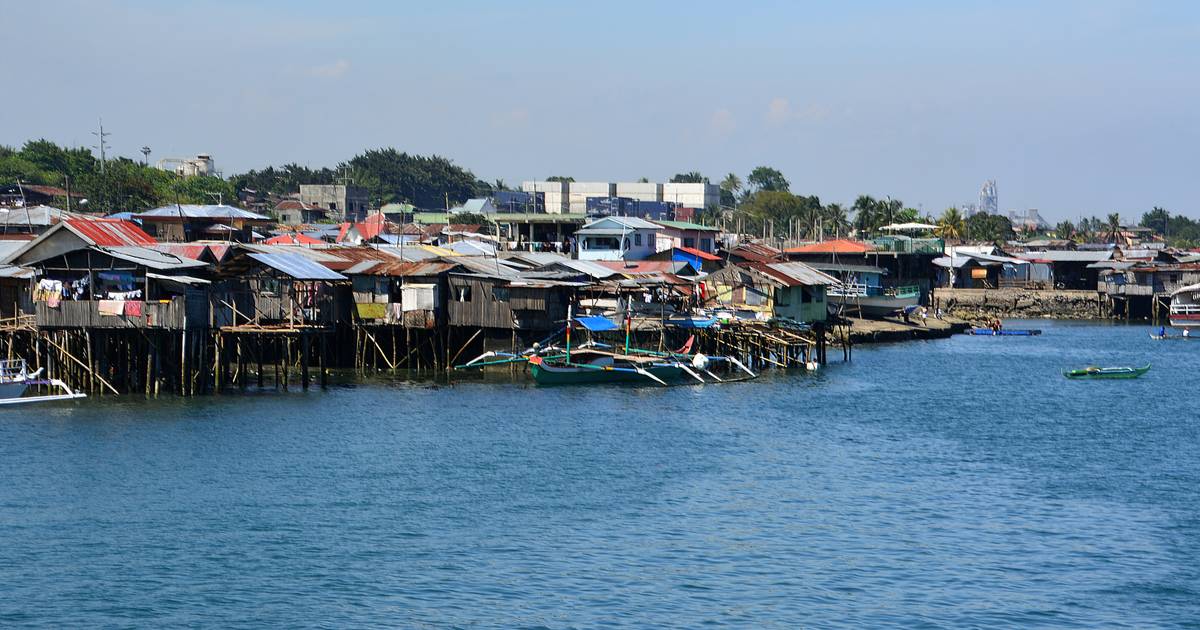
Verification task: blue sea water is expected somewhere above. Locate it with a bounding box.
[1,320,1198,628]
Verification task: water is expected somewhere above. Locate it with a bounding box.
[1,321,1198,628]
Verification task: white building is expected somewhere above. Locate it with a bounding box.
[567,182,615,214]
[523,180,718,214]
[157,154,216,178]
[574,216,662,261]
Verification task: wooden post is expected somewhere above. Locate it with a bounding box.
[301,332,311,390]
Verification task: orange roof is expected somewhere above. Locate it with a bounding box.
[676,245,721,261]
[785,239,875,254]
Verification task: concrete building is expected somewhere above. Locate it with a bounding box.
[662,182,720,209]
[299,184,370,222]
[156,154,216,178]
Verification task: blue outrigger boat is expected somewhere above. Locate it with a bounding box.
[967,328,1042,336]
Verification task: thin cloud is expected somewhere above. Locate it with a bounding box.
[710,108,736,136]
[309,60,351,79]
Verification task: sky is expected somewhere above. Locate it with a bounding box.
[3,0,1198,221]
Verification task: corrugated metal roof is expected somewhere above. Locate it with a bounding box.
[247,252,347,281]
[1017,250,1112,262]
[596,260,697,275]
[753,262,839,286]
[345,261,459,277]
[547,259,620,279]
[786,239,875,254]
[0,264,35,279]
[65,218,157,247]
[100,246,209,270]
[239,244,347,263]
[676,245,721,261]
[135,204,271,221]
[146,272,211,285]
[0,205,74,226]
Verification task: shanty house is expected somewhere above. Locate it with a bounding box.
[651,220,721,254]
[134,204,274,243]
[4,218,211,329]
[704,261,836,323]
[212,248,347,328]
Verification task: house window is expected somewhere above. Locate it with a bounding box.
[492,287,510,302]
[329,202,338,211]
[587,237,619,250]
[634,233,643,246]
[774,288,790,307]
[456,285,472,302]
[700,238,713,252]
[683,237,696,248]
[746,286,767,306]
[801,287,814,303]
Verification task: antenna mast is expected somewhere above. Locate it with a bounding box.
[92,118,111,174]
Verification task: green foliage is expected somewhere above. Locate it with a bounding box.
[344,148,478,208]
[719,173,742,208]
[747,166,789,193]
[737,190,823,237]
[546,176,574,183]
[964,212,1015,244]
[937,207,966,240]
[1140,206,1200,248]
[1054,220,1075,240]
[670,171,707,184]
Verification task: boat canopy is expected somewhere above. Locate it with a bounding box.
[574,315,619,331]
[1171,282,1200,297]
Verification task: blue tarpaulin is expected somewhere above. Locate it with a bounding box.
[574,316,619,331]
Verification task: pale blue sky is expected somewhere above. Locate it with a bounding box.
[4,1,1198,220]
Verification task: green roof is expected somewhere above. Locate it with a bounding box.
[653,219,720,232]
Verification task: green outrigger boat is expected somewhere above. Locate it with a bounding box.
[1062,364,1150,380]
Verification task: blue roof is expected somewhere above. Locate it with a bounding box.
[247,252,346,281]
[574,315,619,331]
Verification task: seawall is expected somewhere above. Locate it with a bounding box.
[935,288,1107,322]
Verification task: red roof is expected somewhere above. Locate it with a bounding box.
[786,238,875,254]
[264,232,324,245]
[728,242,783,262]
[153,243,212,261]
[676,245,721,261]
[64,218,156,246]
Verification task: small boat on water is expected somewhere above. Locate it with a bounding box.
[1062,364,1151,380]
[967,328,1042,336]
[0,359,87,405]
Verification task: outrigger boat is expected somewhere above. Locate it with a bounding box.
[457,305,756,386]
[1062,364,1150,380]
[0,359,87,405]
[967,328,1042,336]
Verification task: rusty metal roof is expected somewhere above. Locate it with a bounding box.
[65,218,157,247]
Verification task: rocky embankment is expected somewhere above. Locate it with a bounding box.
[936,288,1105,323]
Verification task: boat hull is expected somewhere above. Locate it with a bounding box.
[529,361,683,386]
[830,295,921,318]
[1063,365,1150,380]
[0,382,29,400]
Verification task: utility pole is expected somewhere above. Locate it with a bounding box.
[92,118,111,174]
[141,146,151,166]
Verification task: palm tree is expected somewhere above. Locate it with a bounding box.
[852,195,878,236]
[1105,213,1122,244]
[822,203,849,238]
[493,178,507,191]
[936,207,965,240]
[721,173,742,196]
[1054,220,1075,241]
